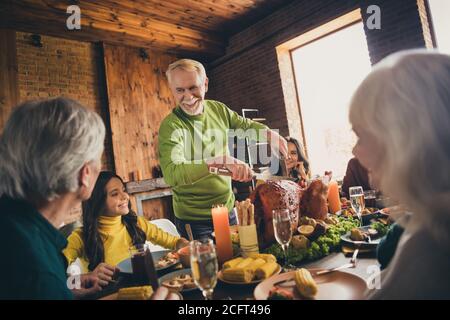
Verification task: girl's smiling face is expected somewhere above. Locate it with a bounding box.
[286,141,299,170]
[103,177,130,217]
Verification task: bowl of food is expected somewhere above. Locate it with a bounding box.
[177,246,191,268]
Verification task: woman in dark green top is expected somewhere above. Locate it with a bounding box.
[0,98,105,299]
[377,222,404,270]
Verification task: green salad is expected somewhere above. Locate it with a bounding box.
[264,216,359,265]
[370,221,389,237]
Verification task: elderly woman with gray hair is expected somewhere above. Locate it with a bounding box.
[349,50,450,299]
[0,97,106,299]
[0,97,179,300]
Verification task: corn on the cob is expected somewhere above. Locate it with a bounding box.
[117,285,153,300]
[222,268,254,283]
[235,257,254,269]
[254,261,278,279]
[294,268,317,299]
[223,257,244,270]
[248,253,277,263]
[247,258,266,272]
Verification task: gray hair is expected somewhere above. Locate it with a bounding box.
[166,58,207,84]
[0,97,105,201]
[349,50,450,239]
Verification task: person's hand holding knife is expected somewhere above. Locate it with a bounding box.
[206,155,254,182]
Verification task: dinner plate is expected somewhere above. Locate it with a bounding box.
[217,264,282,285]
[159,268,199,293]
[117,250,179,274]
[340,226,382,249]
[254,269,367,300]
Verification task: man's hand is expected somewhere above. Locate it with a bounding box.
[206,155,254,182]
[267,130,288,159]
[151,286,181,300]
[71,273,103,299]
[92,263,119,287]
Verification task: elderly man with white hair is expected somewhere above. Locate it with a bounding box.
[159,59,289,239]
[349,50,450,299]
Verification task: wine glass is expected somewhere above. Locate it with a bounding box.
[363,190,377,208]
[272,208,294,271]
[190,238,218,300]
[349,186,365,227]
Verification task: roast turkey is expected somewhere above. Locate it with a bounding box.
[299,179,329,221]
[249,179,330,248]
[249,180,302,248]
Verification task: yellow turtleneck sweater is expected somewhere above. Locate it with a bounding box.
[63,215,180,273]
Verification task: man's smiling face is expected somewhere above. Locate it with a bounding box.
[169,68,208,116]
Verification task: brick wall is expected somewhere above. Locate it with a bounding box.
[15,31,114,172]
[207,0,432,137]
[361,0,432,64]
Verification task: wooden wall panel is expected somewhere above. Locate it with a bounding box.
[0,29,19,129]
[142,197,174,222]
[103,44,177,183]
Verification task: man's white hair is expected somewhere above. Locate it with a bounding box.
[0,97,105,201]
[349,49,450,241]
[166,58,207,84]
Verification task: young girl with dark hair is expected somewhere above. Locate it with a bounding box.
[285,136,310,184]
[63,171,188,283]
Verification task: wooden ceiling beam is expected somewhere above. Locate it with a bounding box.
[163,0,242,18]
[76,1,222,45]
[0,0,225,56]
[97,0,229,32]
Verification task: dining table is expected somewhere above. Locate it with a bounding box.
[95,250,379,300]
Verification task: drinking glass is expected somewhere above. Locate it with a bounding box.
[272,208,294,271]
[190,238,218,300]
[364,190,377,208]
[349,186,365,227]
[129,243,158,288]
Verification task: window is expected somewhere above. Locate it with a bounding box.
[292,21,371,180]
[428,0,450,54]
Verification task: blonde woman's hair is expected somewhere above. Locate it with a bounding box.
[0,97,105,201]
[349,49,450,241]
[166,59,207,84]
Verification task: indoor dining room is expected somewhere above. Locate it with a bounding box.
[0,0,449,305]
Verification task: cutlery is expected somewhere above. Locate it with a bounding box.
[274,249,359,287]
[350,248,359,265]
[185,224,194,242]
